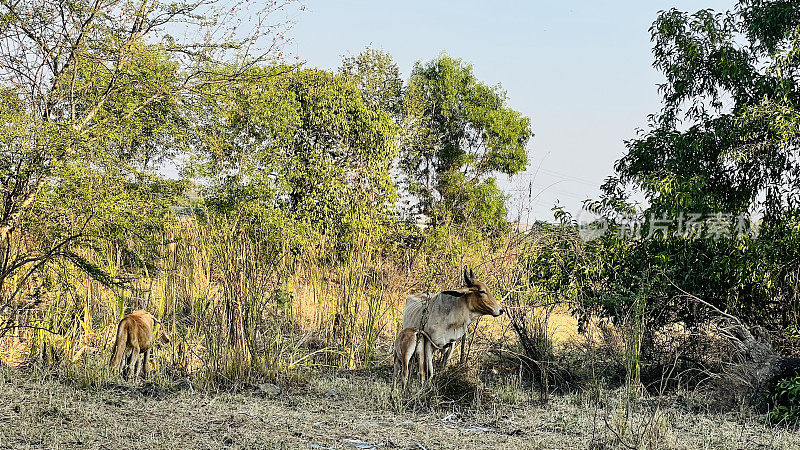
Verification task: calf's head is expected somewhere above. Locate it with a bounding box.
[445,267,504,317]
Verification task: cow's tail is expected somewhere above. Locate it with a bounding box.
[417,329,441,350]
[109,320,127,368]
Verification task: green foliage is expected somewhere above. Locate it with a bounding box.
[771,375,800,423]
[401,55,531,234]
[542,1,800,335]
[192,66,399,253]
[1,43,185,312]
[529,209,800,335]
[340,47,404,118]
[0,0,281,316]
[435,173,510,236]
[610,2,800,223]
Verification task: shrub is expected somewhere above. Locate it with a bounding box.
[770,376,800,424]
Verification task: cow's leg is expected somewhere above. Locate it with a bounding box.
[133,353,141,380]
[392,356,400,391]
[439,343,453,369]
[121,352,130,380]
[141,349,150,379]
[459,333,467,364]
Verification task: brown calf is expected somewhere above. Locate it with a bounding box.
[109,310,168,380]
[392,327,439,389]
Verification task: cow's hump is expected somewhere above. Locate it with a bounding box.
[405,292,429,307]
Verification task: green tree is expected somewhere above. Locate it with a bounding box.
[339,47,403,118]
[0,0,293,334]
[193,66,399,252]
[607,1,800,223]
[402,55,532,234]
[575,0,800,331]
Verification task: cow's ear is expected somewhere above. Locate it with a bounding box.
[442,290,467,297]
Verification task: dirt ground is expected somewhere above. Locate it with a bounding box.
[1,372,799,450]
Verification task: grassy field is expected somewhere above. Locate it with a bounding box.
[1,369,798,450]
[1,224,797,449]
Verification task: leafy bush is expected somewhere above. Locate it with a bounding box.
[770,376,800,423]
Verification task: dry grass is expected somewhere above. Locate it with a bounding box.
[1,371,798,450]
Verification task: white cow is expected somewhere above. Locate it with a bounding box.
[402,268,504,378]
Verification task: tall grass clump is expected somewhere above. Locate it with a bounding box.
[163,215,317,388]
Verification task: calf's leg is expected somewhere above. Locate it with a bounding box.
[425,339,435,379]
[141,349,150,379]
[416,338,426,383]
[125,347,140,381]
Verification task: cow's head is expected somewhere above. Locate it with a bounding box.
[444,267,504,317]
[150,314,170,346]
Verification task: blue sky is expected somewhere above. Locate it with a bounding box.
[284,0,736,222]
